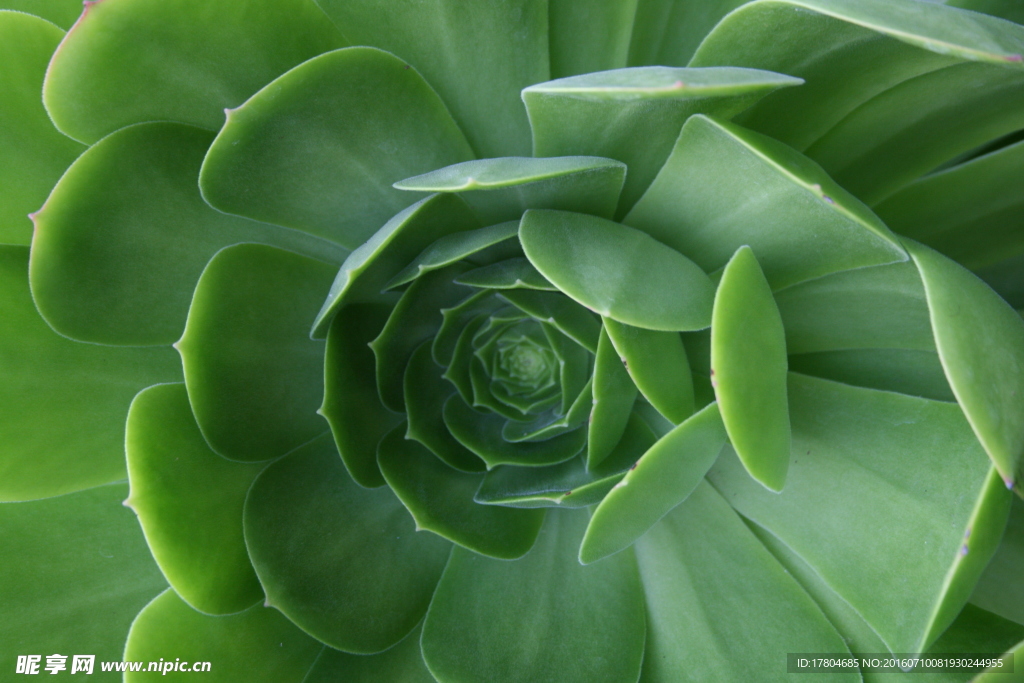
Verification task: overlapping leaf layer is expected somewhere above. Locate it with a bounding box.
[2,0,1024,680]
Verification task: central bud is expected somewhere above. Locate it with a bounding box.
[494,324,556,390]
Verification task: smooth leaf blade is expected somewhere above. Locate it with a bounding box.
[200,47,475,249]
[712,246,791,492]
[907,240,1024,492]
[580,402,728,565]
[604,318,695,424]
[587,326,638,469]
[521,209,715,331]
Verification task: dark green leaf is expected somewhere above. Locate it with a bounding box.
[385,221,520,290]
[788,349,954,402]
[972,496,1024,626]
[244,433,451,653]
[500,288,602,352]
[547,0,636,77]
[303,622,434,683]
[588,326,637,469]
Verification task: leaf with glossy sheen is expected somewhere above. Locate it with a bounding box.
[385,221,519,289]
[690,0,1024,155]
[395,156,626,224]
[312,193,481,338]
[456,257,556,292]
[314,0,548,158]
[444,395,587,468]
[625,115,907,290]
[972,496,1024,626]
[124,590,321,682]
[405,342,484,473]
[588,326,638,469]
[548,0,637,78]
[907,240,1024,492]
[604,317,694,424]
[322,304,403,488]
[788,348,955,402]
[304,622,434,683]
[775,259,935,354]
[707,373,1011,653]
[581,402,728,565]
[31,122,342,346]
[876,140,1024,272]
[0,0,82,28]
[422,509,645,683]
[244,433,451,653]
[499,288,602,353]
[712,246,791,492]
[524,66,802,213]
[521,209,715,331]
[178,244,335,462]
[476,412,657,508]
[43,0,345,143]
[201,47,474,248]
[127,383,265,616]
[377,427,544,560]
[0,484,167,675]
[0,246,181,502]
[0,11,83,246]
[635,480,856,683]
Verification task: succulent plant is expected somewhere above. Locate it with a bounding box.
[3,0,1024,680]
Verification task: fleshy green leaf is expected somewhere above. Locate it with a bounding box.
[30,122,342,346]
[0,484,167,674]
[0,11,83,246]
[587,326,637,468]
[521,209,715,331]
[976,638,1024,681]
[313,0,549,157]
[625,115,907,290]
[907,240,1024,492]
[321,303,403,488]
[371,264,471,413]
[124,590,321,682]
[43,0,345,143]
[499,288,602,353]
[303,622,434,683]
[876,139,1024,273]
[377,427,544,560]
[0,246,181,502]
[475,412,657,508]
[456,257,556,292]
[604,318,694,425]
[444,395,587,468]
[711,246,791,492]
[200,47,474,249]
[627,0,748,67]
[580,402,727,564]
[395,156,626,224]
[126,383,265,615]
[422,509,646,683]
[691,0,1024,156]
[707,373,1012,653]
[312,193,481,338]
[774,260,935,354]
[635,480,857,683]
[547,0,637,78]
[523,66,802,213]
[788,349,954,402]
[243,433,451,653]
[178,244,335,462]
[0,0,82,29]
[386,221,520,290]
[971,496,1024,626]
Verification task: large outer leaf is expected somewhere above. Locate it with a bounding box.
[0,0,82,29]
[547,0,637,78]
[708,373,1011,653]
[314,0,548,157]
[0,11,82,246]
[43,0,345,143]
[422,509,646,683]
[635,481,857,683]
[30,122,341,347]
[971,496,1024,626]
[200,47,474,249]
[0,484,167,679]
[0,246,181,502]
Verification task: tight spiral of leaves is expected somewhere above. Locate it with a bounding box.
[3,0,1024,681]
